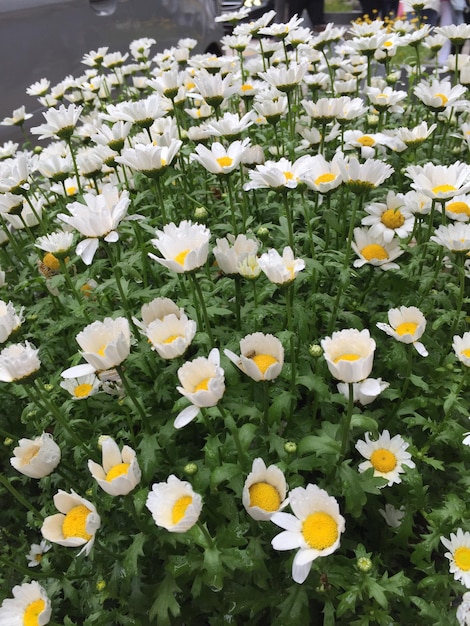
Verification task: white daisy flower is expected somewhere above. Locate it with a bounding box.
[321,328,376,384]
[243,458,289,521]
[213,233,259,276]
[453,332,470,367]
[355,430,415,486]
[88,436,141,496]
[361,192,414,242]
[0,581,51,625]
[271,484,346,584]
[224,332,284,382]
[352,227,404,271]
[149,220,210,274]
[441,529,470,589]
[337,377,389,406]
[10,432,61,479]
[430,223,470,252]
[146,474,202,533]
[26,540,51,567]
[376,306,428,357]
[405,161,470,201]
[258,246,305,285]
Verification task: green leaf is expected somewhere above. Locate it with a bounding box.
[122,532,146,577]
[149,574,181,625]
[366,579,388,609]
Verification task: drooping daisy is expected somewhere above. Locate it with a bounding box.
[361,191,414,242]
[224,332,284,382]
[213,233,259,276]
[376,306,428,357]
[174,348,225,428]
[88,436,141,496]
[41,489,101,556]
[60,373,101,399]
[148,220,210,274]
[146,474,202,533]
[453,332,470,367]
[26,540,51,568]
[10,432,61,479]
[242,458,289,521]
[337,377,389,406]
[0,341,41,383]
[271,484,346,584]
[441,529,470,589]
[355,430,415,486]
[0,581,51,625]
[321,328,376,384]
[352,227,404,271]
[258,246,305,285]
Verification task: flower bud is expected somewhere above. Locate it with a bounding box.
[184,462,198,476]
[309,343,323,358]
[284,441,297,454]
[194,206,208,221]
[357,556,373,572]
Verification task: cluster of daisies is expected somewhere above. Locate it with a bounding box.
[1,5,470,624]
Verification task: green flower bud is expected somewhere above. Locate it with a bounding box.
[284,441,297,454]
[43,383,54,392]
[309,344,323,358]
[194,206,208,221]
[357,556,373,572]
[184,462,198,476]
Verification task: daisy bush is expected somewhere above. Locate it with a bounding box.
[1,11,470,626]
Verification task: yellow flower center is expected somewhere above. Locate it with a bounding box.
[163,334,183,344]
[250,353,278,374]
[249,482,281,511]
[315,172,336,185]
[383,41,393,47]
[73,382,94,398]
[194,377,211,392]
[174,249,190,266]
[395,322,418,336]
[454,546,470,571]
[172,495,192,524]
[334,352,360,363]
[106,462,130,481]
[216,156,233,168]
[43,252,60,271]
[21,444,41,466]
[284,171,294,181]
[461,348,470,358]
[66,185,78,196]
[434,92,448,106]
[381,208,405,229]
[432,184,456,195]
[446,201,470,216]
[302,512,338,550]
[23,599,46,626]
[97,344,107,357]
[357,135,375,147]
[370,448,397,473]
[62,504,92,540]
[361,244,389,261]
[377,93,388,98]
[241,83,254,92]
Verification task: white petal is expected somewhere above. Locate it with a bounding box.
[413,341,428,357]
[174,404,200,429]
[76,238,99,266]
[61,363,96,378]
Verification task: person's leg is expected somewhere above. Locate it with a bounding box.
[306,0,325,26]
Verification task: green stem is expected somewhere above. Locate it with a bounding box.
[340,382,355,458]
[450,252,466,338]
[0,473,42,517]
[282,190,295,251]
[188,272,214,345]
[115,364,147,428]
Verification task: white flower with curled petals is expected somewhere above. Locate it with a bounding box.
[88,436,141,496]
[376,306,428,356]
[146,475,202,532]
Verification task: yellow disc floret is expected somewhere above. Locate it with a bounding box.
[446,201,470,217]
[432,184,456,195]
[315,173,336,185]
[62,504,92,540]
[21,444,40,466]
[163,334,183,344]
[395,322,418,336]
[174,249,190,266]
[172,495,192,524]
[24,598,46,626]
[43,252,61,271]
[381,208,405,229]
[250,353,278,374]
[194,377,211,392]
[249,482,281,511]
[106,463,130,482]
[73,382,94,399]
[454,546,470,571]
[357,135,375,147]
[370,448,397,473]
[302,512,338,550]
[217,156,233,168]
[361,244,388,261]
[334,353,360,363]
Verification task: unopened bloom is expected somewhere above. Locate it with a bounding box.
[441,529,470,589]
[271,484,346,584]
[213,233,259,275]
[224,332,284,382]
[0,581,51,625]
[355,430,415,486]
[88,436,141,496]
[146,474,202,532]
[149,220,210,274]
[243,458,289,521]
[41,489,101,556]
[0,300,24,343]
[0,341,41,382]
[453,332,470,367]
[376,306,428,357]
[352,227,404,271]
[321,328,376,383]
[175,348,225,428]
[258,246,305,285]
[26,540,51,567]
[10,432,61,479]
